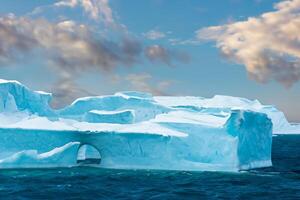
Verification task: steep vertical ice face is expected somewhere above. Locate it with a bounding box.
[226,110,273,169]
[0,79,54,116]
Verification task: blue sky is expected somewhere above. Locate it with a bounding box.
[0,0,299,122]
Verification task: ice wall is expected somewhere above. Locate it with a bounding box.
[226,110,272,169]
[0,79,54,116]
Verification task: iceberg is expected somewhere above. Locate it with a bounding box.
[1,78,296,171]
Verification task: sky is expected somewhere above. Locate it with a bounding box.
[0,0,299,122]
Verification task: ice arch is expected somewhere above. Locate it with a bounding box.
[76,144,101,165]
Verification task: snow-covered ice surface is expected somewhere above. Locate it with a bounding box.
[0,78,297,171]
[154,96,300,134]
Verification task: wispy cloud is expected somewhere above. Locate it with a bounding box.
[145,45,190,65]
[54,0,115,26]
[197,0,300,87]
[143,30,166,40]
[0,15,141,72]
[125,73,171,95]
[168,38,201,46]
[50,74,95,108]
[0,15,188,70]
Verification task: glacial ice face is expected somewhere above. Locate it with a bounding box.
[0,79,289,171]
[225,110,273,169]
[0,79,54,116]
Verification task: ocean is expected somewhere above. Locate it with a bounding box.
[0,135,299,199]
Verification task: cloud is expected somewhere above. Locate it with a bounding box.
[0,16,37,64]
[143,30,166,40]
[145,45,190,65]
[50,72,172,108]
[0,15,142,73]
[125,73,171,95]
[0,0,191,106]
[54,0,115,26]
[168,38,201,46]
[0,14,189,106]
[0,14,143,106]
[50,74,95,108]
[197,0,300,87]
[51,72,172,107]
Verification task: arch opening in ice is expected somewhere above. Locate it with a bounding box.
[76,144,101,166]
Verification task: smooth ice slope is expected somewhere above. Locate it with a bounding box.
[0,79,282,171]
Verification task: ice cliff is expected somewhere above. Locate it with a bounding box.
[0,79,297,171]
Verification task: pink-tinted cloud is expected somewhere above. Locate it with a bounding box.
[197,0,300,87]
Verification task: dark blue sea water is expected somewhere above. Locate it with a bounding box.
[0,135,299,200]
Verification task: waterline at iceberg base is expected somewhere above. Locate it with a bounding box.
[0,79,277,171]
